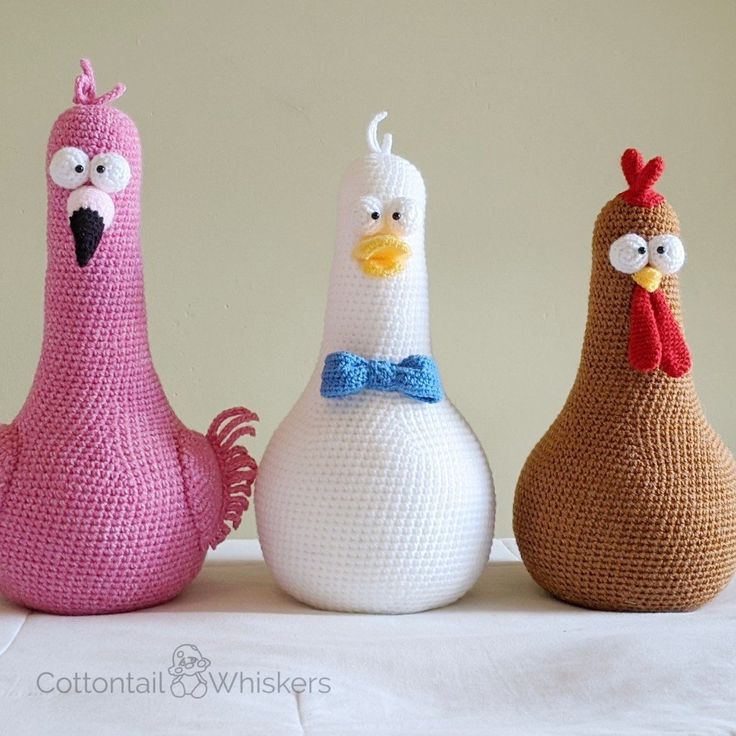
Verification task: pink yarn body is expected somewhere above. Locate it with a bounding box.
[0,76,256,615]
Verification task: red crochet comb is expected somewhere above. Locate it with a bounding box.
[619,148,665,207]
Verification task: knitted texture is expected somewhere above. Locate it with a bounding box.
[0,61,257,615]
[256,114,494,614]
[513,150,736,612]
[629,285,691,376]
[320,351,443,403]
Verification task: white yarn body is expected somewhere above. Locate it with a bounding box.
[256,146,495,613]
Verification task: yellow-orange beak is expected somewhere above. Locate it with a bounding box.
[352,234,411,278]
[632,265,662,293]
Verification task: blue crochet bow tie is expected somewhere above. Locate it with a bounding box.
[321,352,444,404]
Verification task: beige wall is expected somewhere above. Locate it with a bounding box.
[0,0,734,538]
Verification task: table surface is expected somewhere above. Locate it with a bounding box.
[1,539,734,736]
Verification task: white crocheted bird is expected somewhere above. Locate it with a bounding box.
[256,113,495,613]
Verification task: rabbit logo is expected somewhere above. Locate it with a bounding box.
[168,644,211,699]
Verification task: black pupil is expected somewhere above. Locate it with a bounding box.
[96,165,106,174]
[74,165,84,173]
[371,212,380,220]
[638,246,646,255]
[657,246,665,254]
[392,212,401,220]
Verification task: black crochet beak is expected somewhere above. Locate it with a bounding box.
[69,208,105,268]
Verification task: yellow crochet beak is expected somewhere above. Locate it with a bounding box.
[353,234,411,278]
[632,265,662,293]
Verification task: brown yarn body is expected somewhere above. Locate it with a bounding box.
[514,196,736,611]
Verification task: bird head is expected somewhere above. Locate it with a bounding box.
[46,59,140,270]
[604,149,685,293]
[336,112,426,282]
[321,113,431,357]
[592,149,690,377]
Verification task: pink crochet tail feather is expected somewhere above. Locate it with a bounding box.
[206,407,259,548]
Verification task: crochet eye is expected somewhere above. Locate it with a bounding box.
[609,233,649,274]
[648,234,685,275]
[358,196,383,234]
[49,147,89,189]
[387,197,419,235]
[89,153,131,193]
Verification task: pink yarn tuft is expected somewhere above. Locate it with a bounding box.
[73,58,126,106]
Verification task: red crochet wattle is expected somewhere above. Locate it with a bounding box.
[628,285,691,377]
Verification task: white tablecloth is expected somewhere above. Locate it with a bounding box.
[1,539,734,735]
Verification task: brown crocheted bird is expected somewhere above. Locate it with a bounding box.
[513,149,736,612]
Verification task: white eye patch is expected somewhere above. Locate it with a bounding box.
[90,153,131,193]
[386,197,419,235]
[609,232,686,276]
[357,195,384,235]
[609,233,649,274]
[648,234,685,275]
[49,148,132,195]
[49,147,89,189]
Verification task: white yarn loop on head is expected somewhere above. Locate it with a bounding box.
[367,112,393,154]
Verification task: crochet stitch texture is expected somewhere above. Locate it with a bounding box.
[256,114,494,614]
[0,61,257,615]
[513,150,736,612]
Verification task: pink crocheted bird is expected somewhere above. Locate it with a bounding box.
[0,60,257,615]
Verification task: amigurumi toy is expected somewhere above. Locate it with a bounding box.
[0,60,258,614]
[256,113,495,614]
[514,149,736,612]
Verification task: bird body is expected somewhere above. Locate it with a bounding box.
[514,150,736,611]
[0,61,256,615]
[256,114,494,614]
